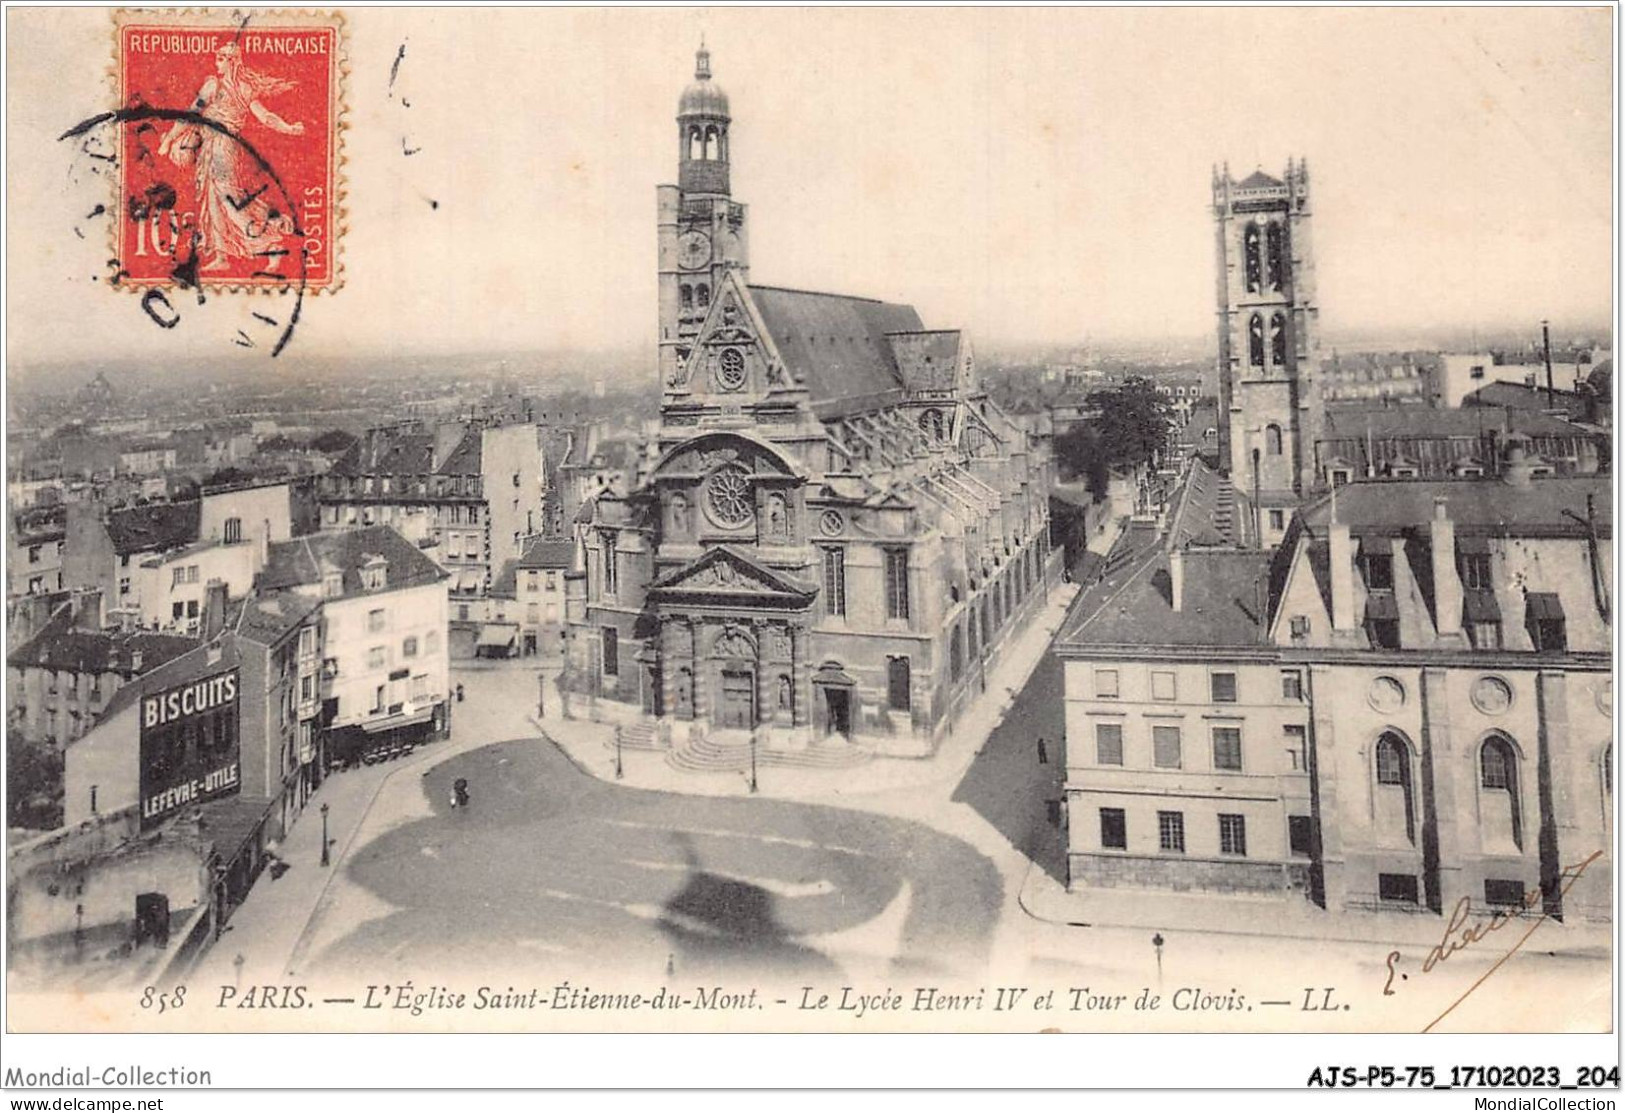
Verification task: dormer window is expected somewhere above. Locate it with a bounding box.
[322,572,343,599]
[1362,550,1395,592]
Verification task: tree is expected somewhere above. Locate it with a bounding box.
[1053,424,1111,501]
[1090,376,1170,471]
[6,733,63,830]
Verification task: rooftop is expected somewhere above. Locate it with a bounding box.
[8,606,196,675]
[259,524,447,597]
[1060,548,1275,649]
[1298,475,1611,539]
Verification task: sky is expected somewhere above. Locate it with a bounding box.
[5,6,1614,383]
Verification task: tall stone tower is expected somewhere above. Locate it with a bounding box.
[1213,160,1323,542]
[657,44,751,392]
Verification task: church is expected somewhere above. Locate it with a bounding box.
[561,47,1060,759]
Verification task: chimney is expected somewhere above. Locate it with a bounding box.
[1502,438,1534,489]
[130,648,144,673]
[1169,545,1185,612]
[203,578,229,640]
[1329,519,1356,631]
[1430,496,1461,638]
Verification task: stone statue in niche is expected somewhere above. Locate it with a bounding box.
[771,625,792,659]
[674,667,693,718]
[777,675,792,711]
[669,493,689,535]
[766,492,787,537]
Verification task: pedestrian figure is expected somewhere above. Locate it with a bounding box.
[1037,737,1049,765]
[455,683,465,702]
[453,777,470,809]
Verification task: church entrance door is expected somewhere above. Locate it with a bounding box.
[823,687,852,739]
[719,669,755,729]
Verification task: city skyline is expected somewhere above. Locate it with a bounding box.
[6,6,1612,385]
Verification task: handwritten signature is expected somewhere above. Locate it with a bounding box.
[1379,850,1604,1032]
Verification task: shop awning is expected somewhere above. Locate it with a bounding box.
[1463,589,1502,623]
[1524,592,1565,621]
[361,707,435,734]
[477,623,518,649]
[1363,592,1400,621]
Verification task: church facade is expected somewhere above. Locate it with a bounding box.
[562,47,1060,757]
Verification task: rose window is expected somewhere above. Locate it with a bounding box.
[706,464,754,526]
[717,347,747,391]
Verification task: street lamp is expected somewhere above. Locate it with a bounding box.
[614,725,624,780]
[1151,932,1165,983]
[537,670,546,719]
[749,728,759,794]
[320,803,330,868]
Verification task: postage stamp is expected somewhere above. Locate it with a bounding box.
[112,9,344,292]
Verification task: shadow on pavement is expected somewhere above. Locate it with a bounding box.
[951,653,1069,887]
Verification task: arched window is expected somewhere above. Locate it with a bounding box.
[679,285,693,312]
[1265,424,1283,456]
[1266,222,1287,291]
[1248,314,1265,367]
[1270,312,1288,366]
[689,127,704,161]
[1244,224,1263,293]
[1374,732,1416,845]
[704,126,719,160]
[696,284,709,309]
[1479,734,1524,851]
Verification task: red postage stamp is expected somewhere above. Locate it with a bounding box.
[114,10,344,291]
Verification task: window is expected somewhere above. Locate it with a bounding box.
[1525,593,1567,652]
[1247,314,1265,367]
[1094,722,1124,765]
[1363,552,1395,592]
[27,545,40,564]
[1459,552,1492,590]
[1468,621,1502,650]
[1151,670,1176,701]
[1094,669,1119,699]
[1280,669,1303,701]
[1158,811,1185,853]
[821,547,846,617]
[224,517,242,544]
[1375,735,1407,784]
[1330,469,1351,488]
[1212,726,1243,771]
[545,571,558,592]
[172,567,186,588]
[1243,225,1262,293]
[886,656,911,712]
[1152,725,1182,769]
[1268,509,1285,531]
[373,685,386,713]
[601,627,619,678]
[1484,879,1528,908]
[301,675,313,700]
[367,609,386,633]
[367,646,386,670]
[403,636,419,658]
[1099,808,1127,850]
[950,625,964,681]
[1288,815,1313,857]
[172,602,185,620]
[1218,813,1247,856]
[1480,735,1524,849]
[1284,723,1307,771]
[1379,873,1419,904]
[600,532,618,598]
[1265,424,1283,456]
[1210,672,1237,703]
[884,548,910,621]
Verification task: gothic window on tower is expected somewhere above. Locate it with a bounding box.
[1270,312,1288,366]
[1248,315,1265,367]
[1244,224,1263,293]
[688,127,704,161]
[696,284,710,309]
[680,285,693,313]
[1265,424,1283,456]
[1266,222,1287,291]
[704,126,720,160]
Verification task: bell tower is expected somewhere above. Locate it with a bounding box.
[658,44,750,392]
[1213,159,1323,543]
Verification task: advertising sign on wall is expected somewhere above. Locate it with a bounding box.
[138,669,241,829]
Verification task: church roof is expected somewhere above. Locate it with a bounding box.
[888,331,962,393]
[748,285,923,420]
[1235,169,1284,190]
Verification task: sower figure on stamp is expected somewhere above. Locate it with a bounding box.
[158,42,304,273]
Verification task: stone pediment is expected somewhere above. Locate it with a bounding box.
[649,546,815,605]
